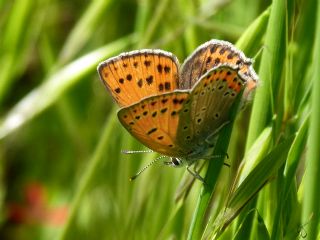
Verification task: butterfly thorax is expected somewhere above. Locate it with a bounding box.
[166,137,217,167]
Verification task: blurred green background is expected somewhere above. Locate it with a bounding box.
[1,0,320,239]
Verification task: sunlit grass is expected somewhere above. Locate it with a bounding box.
[0,0,319,239]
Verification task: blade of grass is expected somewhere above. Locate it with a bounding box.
[57,106,117,240]
[246,0,286,150]
[181,0,197,54]
[237,127,272,185]
[238,0,287,238]
[58,0,113,65]
[0,0,34,104]
[0,34,135,140]
[301,0,320,237]
[203,127,271,239]
[137,0,170,47]
[270,112,309,239]
[234,209,270,240]
[283,113,309,202]
[41,0,113,161]
[211,135,294,238]
[134,0,150,39]
[236,6,270,57]
[292,1,317,113]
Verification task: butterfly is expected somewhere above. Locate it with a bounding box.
[97,39,258,178]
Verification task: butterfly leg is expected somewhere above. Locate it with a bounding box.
[223,162,230,167]
[186,165,206,184]
[202,153,230,168]
[202,152,228,160]
[205,121,231,143]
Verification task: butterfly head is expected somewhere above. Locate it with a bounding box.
[164,157,186,168]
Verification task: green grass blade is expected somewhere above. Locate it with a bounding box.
[236,6,270,57]
[58,0,113,65]
[292,1,317,113]
[234,210,270,240]
[211,135,294,238]
[237,127,272,185]
[137,0,170,47]
[238,0,287,237]
[57,107,118,240]
[134,0,150,39]
[246,0,286,150]
[283,113,309,200]
[0,0,33,103]
[270,113,309,239]
[301,0,320,237]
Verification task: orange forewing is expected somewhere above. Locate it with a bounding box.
[98,50,180,107]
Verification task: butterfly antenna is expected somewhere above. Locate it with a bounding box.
[122,149,154,154]
[129,156,167,181]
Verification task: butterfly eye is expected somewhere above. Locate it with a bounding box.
[171,157,183,167]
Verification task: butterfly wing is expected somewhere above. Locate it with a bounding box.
[179,40,258,93]
[98,50,180,107]
[176,65,246,149]
[118,91,190,157]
